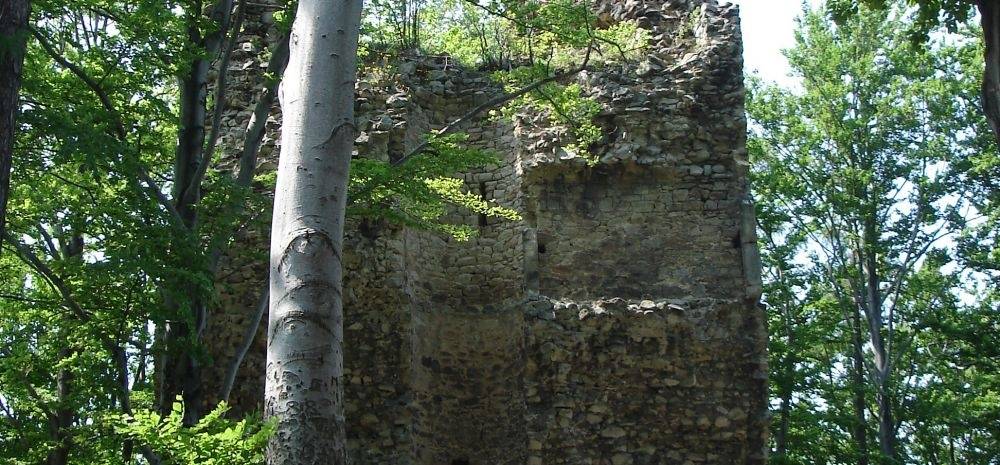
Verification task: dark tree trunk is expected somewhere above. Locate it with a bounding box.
[46,348,74,465]
[978,0,1000,148]
[774,292,796,460]
[849,309,872,465]
[862,217,895,464]
[46,239,82,465]
[156,0,234,426]
[157,21,213,426]
[0,0,30,246]
[774,385,791,459]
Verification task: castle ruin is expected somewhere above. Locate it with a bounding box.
[204,1,768,464]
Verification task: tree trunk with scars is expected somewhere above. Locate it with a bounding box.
[0,0,30,248]
[265,0,362,464]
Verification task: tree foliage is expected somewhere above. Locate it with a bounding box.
[750,3,999,464]
[110,401,274,465]
[827,0,975,40]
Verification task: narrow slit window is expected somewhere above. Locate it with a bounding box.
[478,181,488,227]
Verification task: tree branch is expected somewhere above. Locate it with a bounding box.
[180,0,245,207]
[35,224,61,260]
[205,30,291,273]
[4,233,92,321]
[31,26,186,227]
[393,43,593,169]
[457,0,620,56]
[236,32,290,187]
[29,26,127,141]
[136,164,186,227]
[3,235,164,464]
[347,44,593,209]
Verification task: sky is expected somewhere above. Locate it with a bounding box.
[729,0,824,86]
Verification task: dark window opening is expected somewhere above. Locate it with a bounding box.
[451,459,470,465]
[538,243,547,254]
[478,181,488,227]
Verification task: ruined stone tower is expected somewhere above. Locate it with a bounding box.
[204,1,768,464]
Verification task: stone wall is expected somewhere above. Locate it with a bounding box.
[525,296,765,465]
[203,1,767,464]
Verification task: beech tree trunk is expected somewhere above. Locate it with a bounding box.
[978,0,1000,148]
[0,0,30,246]
[265,1,363,464]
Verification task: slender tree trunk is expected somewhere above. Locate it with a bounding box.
[158,45,212,426]
[157,0,234,425]
[236,32,290,188]
[205,32,288,414]
[46,348,74,465]
[220,281,268,404]
[773,274,795,461]
[46,236,83,465]
[774,380,792,459]
[162,21,288,421]
[947,429,956,465]
[978,0,1000,148]
[265,1,362,464]
[0,0,30,247]
[848,307,872,465]
[862,217,895,464]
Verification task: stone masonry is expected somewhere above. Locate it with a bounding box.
[203,1,768,464]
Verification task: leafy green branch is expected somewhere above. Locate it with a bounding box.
[108,400,274,465]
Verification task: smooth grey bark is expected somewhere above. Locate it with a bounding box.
[265,0,363,463]
[0,0,30,247]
